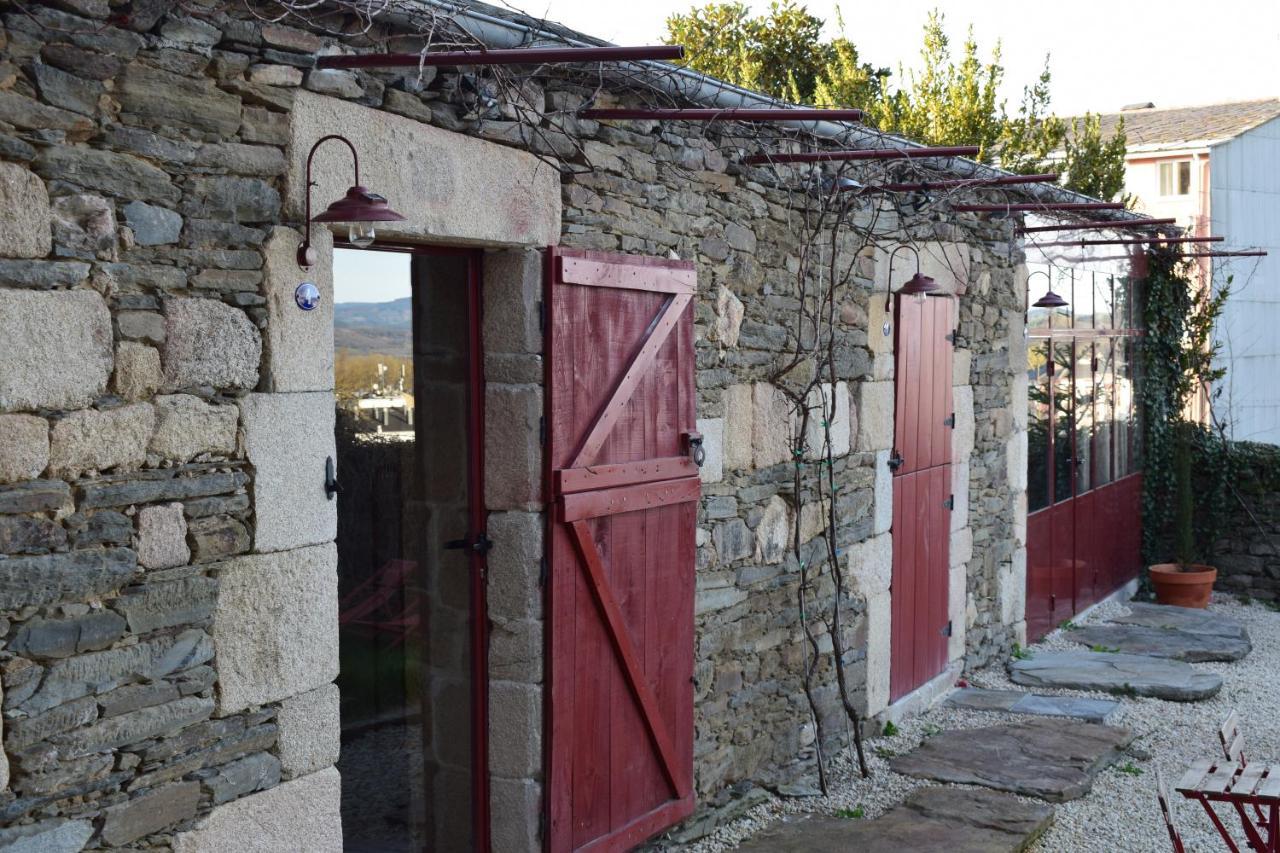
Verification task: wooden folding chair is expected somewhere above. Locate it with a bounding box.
[1156,769,1187,853]
[1219,710,1269,834]
[1220,710,1248,766]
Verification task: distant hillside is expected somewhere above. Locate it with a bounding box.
[335,297,411,355]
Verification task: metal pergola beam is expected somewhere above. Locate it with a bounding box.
[579,108,865,121]
[953,202,1125,212]
[315,45,685,69]
[1020,218,1178,233]
[742,145,979,165]
[1033,236,1224,248]
[863,173,1059,192]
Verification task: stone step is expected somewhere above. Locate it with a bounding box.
[735,786,1053,853]
[945,687,1121,723]
[1110,602,1250,640]
[889,718,1133,803]
[1008,650,1223,701]
[1067,623,1251,662]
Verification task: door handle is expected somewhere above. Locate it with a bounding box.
[444,532,494,555]
[683,430,705,467]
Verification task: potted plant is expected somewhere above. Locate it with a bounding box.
[1149,422,1217,608]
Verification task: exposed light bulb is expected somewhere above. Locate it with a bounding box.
[912,291,928,303]
[349,222,376,248]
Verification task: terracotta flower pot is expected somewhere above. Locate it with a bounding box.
[1149,563,1217,609]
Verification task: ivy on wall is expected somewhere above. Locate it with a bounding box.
[1137,247,1234,565]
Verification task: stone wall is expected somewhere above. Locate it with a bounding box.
[1211,443,1280,603]
[0,2,1028,848]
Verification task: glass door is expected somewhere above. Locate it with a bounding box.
[333,247,486,852]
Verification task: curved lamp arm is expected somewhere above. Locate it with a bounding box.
[297,135,360,268]
[1027,267,1069,309]
[884,243,923,317]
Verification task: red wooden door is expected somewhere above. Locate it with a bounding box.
[545,248,698,852]
[889,294,954,703]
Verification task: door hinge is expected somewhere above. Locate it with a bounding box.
[539,556,548,587]
[1049,593,1057,610]
[945,330,957,344]
[539,415,546,446]
[943,494,954,510]
[942,620,953,637]
[538,300,546,331]
[943,413,955,428]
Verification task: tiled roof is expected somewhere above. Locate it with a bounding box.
[1087,99,1280,148]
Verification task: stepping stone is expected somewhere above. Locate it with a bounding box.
[1067,623,1252,662]
[1008,650,1222,701]
[736,787,1053,852]
[946,687,1121,723]
[1111,602,1251,641]
[890,718,1133,802]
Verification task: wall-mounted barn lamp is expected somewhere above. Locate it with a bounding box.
[1027,269,1068,309]
[880,245,939,337]
[297,134,406,268]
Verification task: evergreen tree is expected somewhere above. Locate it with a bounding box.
[664,4,1130,201]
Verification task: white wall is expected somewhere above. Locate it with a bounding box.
[1210,116,1280,445]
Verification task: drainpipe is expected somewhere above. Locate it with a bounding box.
[407,1,1151,225]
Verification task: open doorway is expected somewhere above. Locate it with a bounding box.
[332,245,488,852]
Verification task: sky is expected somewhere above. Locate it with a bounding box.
[519,0,1280,116]
[333,1,1278,303]
[334,248,411,303]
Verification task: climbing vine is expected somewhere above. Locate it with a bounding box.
[1137,247,1234,566]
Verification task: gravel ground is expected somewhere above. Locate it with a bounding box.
[683,594,1280,852]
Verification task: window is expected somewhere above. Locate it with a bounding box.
[1159,160,1191,196]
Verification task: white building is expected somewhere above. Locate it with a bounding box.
[1094,99,1280,443]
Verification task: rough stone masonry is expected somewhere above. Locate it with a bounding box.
[0,2,1030,848]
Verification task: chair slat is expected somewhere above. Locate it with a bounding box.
[1256,767,1280,799]
[1155,770,1186,853]
[1219,710,1242,762]
[1203,763,1240,794]
[1225,730,1245,763]
[1176,758,1214,792]
[1235,762,1267,795]
[1220,710,1239,743]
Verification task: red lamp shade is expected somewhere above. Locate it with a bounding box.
[312,186,406,224]
[900,271,938,298]
[1032,290,1068,309]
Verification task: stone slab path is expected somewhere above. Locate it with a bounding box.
[1066,622,1252,662]
[1112,601,1251,640]
[945,687,1121,723]
[735,787,1053,853]
[890,718,1134,802]
[1008,650,1223,701]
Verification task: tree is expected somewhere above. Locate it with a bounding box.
[666,2,886,105]
[1059,114,1129,201]
[665,4,1130,200]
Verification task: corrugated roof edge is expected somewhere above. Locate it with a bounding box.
[400,0,1154,226]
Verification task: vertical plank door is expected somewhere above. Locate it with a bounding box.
[890,294,955,703]
[545,248,698,852]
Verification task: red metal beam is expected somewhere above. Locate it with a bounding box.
[1020,218,1177,233]
[1033,236,1224,248]
[580,107,864,121]
[1055,251,1267,262]
[741,145,979,165]
[861,173,1059,192]
[315,45,684,69]
[953,202,1125,212]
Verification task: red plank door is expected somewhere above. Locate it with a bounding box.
[889,294,955,703]
[545,248,698,852]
